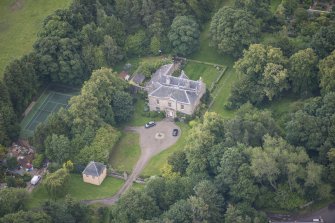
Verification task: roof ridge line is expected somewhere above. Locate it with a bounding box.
[93,161,99,177]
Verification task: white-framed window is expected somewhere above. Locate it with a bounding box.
[168,102,171,107]
[181,104,184,110]
[156,107,160,111]
[156,99,159,104]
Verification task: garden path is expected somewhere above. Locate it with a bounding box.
[83,120,180,205]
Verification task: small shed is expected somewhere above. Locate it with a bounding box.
[119,71,130,81]
[131,73,146,85]
[82,161,107,186]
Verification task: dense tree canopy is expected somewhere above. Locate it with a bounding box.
[0,211,51,223]
[311,25,335,58]
[43,168,70,199]
[319,50,335,95]
[228,44,288,108]
[288,48,319,96]
[209,6,260,57]
[168,16,200,56]
[0,81,19,146]
[0,188,29,218]
[286,92,335,161]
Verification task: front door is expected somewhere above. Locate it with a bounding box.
[167,110,174,117]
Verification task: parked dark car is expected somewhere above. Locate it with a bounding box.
[172,129,179,136]
[145,121,156,128]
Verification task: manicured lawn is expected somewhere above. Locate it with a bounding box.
[141,123,190,176]
[110,132,141,173]
[188,22,239,119]
[183,62,221,87]
[128,97,163,127]
[28,174,123,209]
[0,0,71,78]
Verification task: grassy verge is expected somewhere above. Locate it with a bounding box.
[0,0,71,78]
[209,67,239,119]
[141,123,190,176]
[27,174,123,209]
[110,132,141,173]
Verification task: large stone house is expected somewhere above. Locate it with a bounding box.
[146,64,206,118]
[82,161,107,186]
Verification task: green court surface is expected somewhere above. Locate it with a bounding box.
[20,86,78,138]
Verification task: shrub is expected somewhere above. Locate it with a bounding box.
[6,157,18,170]
[22,173,31,182]
[32,153,45,169]
[6,176,16,187]
[48,162,61,173]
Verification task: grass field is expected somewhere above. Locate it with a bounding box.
[183,62,221,87]
[0,0,71,78]
[110,132,141,173]
[28,174,124,209]
[141,123,190,176]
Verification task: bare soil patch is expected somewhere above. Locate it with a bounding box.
[10,0,24,12]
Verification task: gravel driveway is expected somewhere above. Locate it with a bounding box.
[84,119,180,205]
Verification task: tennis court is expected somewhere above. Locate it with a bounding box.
[20,85,78,138]
[25,92,71,131]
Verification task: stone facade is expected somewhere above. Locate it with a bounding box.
[82,161,107,186]
[146,64,206,118]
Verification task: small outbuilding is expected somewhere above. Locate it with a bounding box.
[119,71,130,81]
[131,73,146,85]
[82,161,107,186]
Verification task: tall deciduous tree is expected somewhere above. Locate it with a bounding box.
[43,168,70,199]
[111,91,134,124]
[289,48,319,96]
[3,54,39,115]
[76,125,120,165]
[112,189,159,223]
[312,25,335,58]
[45,134,71,164]
[261,63,289,101]
[103,35,124,66]
[0,82,19,146]
[168,16,200,56]
[0,211,51,223]
[228,44,288,107]
[0,188,28,217]
[209,7,260,58]
[319,50,335,95]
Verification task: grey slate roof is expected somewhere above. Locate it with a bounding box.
[132,73,146,84]
[147,64,204,105]
[82,161,106,177]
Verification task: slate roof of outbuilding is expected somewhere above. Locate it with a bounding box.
[82,161,106,177]
[132,73,146,84]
